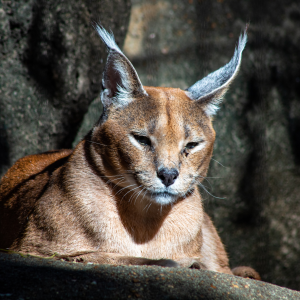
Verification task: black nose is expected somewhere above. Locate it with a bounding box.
[157,168,179,187]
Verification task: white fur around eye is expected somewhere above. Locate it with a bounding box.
[128,135,144,150]
[189,141,207,154]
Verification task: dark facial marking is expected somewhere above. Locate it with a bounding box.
[148,118,157,135]
[184,124,190,139]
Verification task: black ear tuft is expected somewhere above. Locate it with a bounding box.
[93,22,147,108]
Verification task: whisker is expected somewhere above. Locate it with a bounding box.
[122,185,141,201]
[198,175,223,179]
[134,187,146,204]
[147,202,152,213]
[116,184,136,196]
[211,158,226,168]
[128,186,143,203]
[140,188,148,203]
[145,201,152,213]
[195,175,220,189]
[198,182,226,199]
[204,178,212,189]
[199,182,210,189]
[111,178,125,191]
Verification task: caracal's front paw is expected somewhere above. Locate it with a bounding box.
[146,258,206,269]
[145,258,180,268]
[176,258,207,270]
[232,266,261,280]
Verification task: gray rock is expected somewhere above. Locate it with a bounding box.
[1,252,300,300]
[0,0,130,176]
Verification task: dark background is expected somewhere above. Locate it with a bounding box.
[1,0,300,290]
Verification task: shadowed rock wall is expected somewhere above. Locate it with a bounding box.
[0,0,131,176]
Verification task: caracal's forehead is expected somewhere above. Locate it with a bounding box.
[113,86,214,142]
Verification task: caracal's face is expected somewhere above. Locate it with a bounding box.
[91,25,246,205]
[93,86,215,205]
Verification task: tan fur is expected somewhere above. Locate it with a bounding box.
[232,266,261,280]
[0,85,258,278]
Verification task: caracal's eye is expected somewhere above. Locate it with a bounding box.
[185,142,199,150]
[133,135,151,147]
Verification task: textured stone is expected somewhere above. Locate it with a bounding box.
[1,252,300,300]
[0,0,131,176]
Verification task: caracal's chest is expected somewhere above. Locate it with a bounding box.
[73,184,202,259]
[67,153,203,259]
[99,206,202,259]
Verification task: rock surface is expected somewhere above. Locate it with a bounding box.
[1,252,300,300]
[0,0,130,176]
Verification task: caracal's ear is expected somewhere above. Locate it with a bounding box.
[186,26,248,116]
[93,23,147,109]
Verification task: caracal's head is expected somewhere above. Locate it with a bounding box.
[89,23,247,205]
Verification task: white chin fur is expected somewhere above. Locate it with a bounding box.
[150,193,178,205]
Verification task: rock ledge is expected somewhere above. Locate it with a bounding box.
[0,252,299,299]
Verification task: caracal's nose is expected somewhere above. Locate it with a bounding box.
[157,168,179,187]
